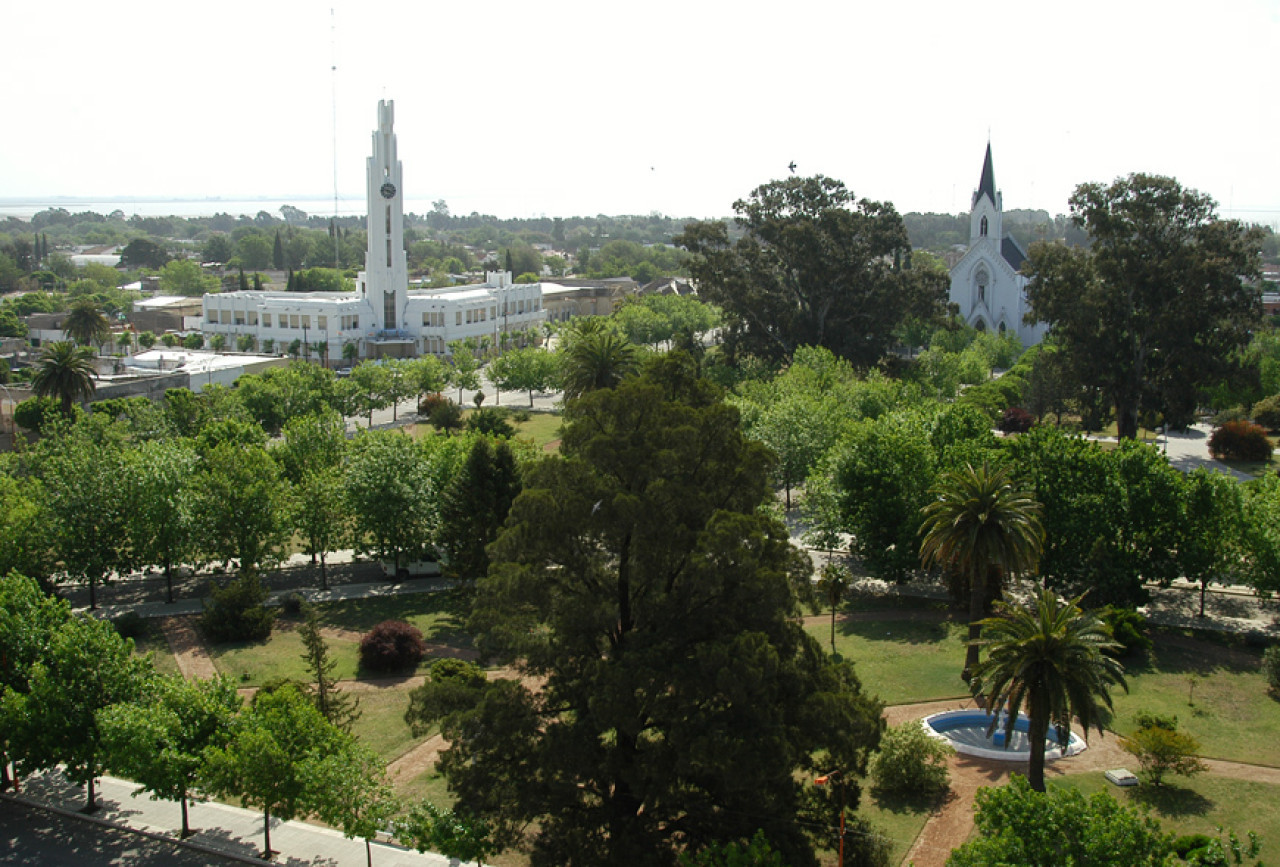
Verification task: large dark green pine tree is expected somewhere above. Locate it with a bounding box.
[436,437,521,584]
[409,355,884,866]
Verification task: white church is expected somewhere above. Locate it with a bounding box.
[201,101,545,359]
[947,144,1047,347]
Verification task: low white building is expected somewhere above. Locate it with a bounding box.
[200,100,545,359]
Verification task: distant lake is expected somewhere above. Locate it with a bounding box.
[0,196,452,221]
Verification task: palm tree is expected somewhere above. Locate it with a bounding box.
[969,589,1127,791]
[63,300,111,349]
[919,462,1044,683]
[32,341,97,416]
[560,328,639,399]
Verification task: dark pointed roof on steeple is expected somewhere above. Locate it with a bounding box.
[973,142,997,209]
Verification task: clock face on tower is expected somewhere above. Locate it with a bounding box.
[380,182,397,199]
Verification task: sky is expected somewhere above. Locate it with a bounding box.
[2,0,1278,225]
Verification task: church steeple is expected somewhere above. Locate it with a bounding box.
[969,142,1002,246]
[973,141,997,209]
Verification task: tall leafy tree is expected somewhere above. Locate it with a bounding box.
[0,573,72,791]
[128,438,199,604]
[1024,174,1263,439]
[32,341,97,417]
[192,440,289,577]
[98,675,240,837]
[201,684,349,859]
[677,175,947,367]
[487,346,561,406]
[1178,468,1246,618]
[969,590,1127,792]
[919,462,1044,683]
[447,339,483,403]
[344,430,434,574]
[416,359,884,866]
[5,613,153,811]
[310,746,400,867]
[38,422,133,609]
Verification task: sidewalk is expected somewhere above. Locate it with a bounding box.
[9,768,468,866]
[84,571,451,621]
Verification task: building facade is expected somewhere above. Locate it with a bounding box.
[201,100,545,359]
[947,144,1047,347]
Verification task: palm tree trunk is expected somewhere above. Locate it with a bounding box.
[964,569,983,685]
[1027,703,1049,792]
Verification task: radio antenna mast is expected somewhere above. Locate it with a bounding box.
[330,7,341,269]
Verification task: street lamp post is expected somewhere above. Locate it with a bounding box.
[815,771,845,867]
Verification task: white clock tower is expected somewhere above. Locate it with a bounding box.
[359,99,408,333]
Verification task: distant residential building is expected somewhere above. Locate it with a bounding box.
[200,100,545,359]
[947,144,1047,347]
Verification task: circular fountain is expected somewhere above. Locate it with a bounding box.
[921,709,1087,761]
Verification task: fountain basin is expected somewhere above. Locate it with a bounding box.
[921,709,1087,762]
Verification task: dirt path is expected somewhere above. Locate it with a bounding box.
[158,615,218,680]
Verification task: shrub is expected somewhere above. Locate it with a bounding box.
[1252,394,1280,432]
[112,610,147,641]
[1173,834,1214,859]
[466,408,515,438]
[279,591,305,617]
[13,395,60,433]
[428,400,463,434]
[1263,645,1280,692]
[1098,606,1153,658]
[201,574,276,643]
[1207,420,1273,462]
[1121,715,1207,786]
[998,406,1035,434]
[417,391,449,416]
[359,619,427,673]
[870,721,953,797]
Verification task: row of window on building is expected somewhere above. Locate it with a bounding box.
[208,310,359,331]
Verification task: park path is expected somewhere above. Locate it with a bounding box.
[158,616,218,680]
[156,605,1280,862]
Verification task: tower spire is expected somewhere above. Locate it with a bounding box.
[974,142,997,209]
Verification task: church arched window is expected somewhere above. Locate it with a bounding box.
[980,216,988,237]
[974,267,989,308]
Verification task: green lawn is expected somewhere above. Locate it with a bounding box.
[804,616,970,705]
[132,621,181,679]
[409,409,563,450]
[1054,772,1280,852]
[206,590,473,687]
[347,686,425,764]
[807,613,1279,768]
[858,789,938,867]
[1105,630,1280,766]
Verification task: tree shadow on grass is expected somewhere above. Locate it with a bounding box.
[869,786,949,817]
[837,619,956,647]
[316,586,470,640]
[1130,783,1214,818]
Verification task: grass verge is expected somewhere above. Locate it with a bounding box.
[1053,772,1280,852]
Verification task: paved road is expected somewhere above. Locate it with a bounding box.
[8,770,465,866]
